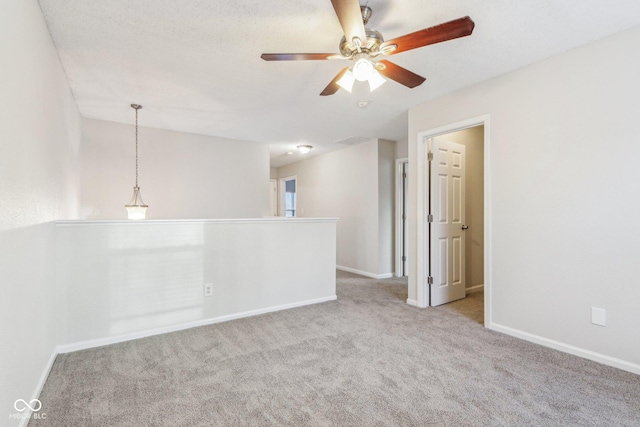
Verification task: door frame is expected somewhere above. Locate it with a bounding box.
[415,115,492,328]
[395,157,408,277]
[269,179,278,216]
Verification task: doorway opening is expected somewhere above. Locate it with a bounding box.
[414,115,491,327]
[279,176,297,217]
[428,127,484,322]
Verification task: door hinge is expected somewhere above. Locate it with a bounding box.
[427,152,433,162]
[427,214,433,223]
[403,172,407,179]
[427,276,433,285]
[402,213,406,220]
[402,256,406,262]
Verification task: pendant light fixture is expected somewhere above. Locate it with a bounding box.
[125,104,148,219]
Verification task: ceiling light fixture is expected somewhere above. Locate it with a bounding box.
[297,145,313,154]
[336,55,386,93]
[352,54,374,82]
[337,70,355,92]
[125,104,148,220]
[368,70,386,91]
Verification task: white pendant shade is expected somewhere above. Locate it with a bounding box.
[125,186,148,219]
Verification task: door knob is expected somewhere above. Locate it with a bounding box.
[461,225,469,230]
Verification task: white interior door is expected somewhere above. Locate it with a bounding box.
[430,139,466,306]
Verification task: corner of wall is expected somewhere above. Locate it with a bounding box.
[377,140,396,276]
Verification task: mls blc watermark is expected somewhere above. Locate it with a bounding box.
[9,399,47,421]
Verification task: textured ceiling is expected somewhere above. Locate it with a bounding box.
[37,0,640,167]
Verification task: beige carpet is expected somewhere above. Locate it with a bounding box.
[30,271,639,426]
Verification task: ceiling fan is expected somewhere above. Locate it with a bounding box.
[261,0,475,96]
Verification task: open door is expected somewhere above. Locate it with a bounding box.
[429,139,466,306]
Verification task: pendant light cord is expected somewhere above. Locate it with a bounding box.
[135,107,139,187]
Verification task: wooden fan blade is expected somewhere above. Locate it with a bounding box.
[381,16,475,55]
[377,60,426,88]
[331,0,366,45]
[320,67,350,96]
[261,53,337,61]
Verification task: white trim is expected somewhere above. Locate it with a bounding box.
[56,295,336,354]
[414,135,428,307]
[269,178,278,217]
[336,265,392,280]
[483,119,493,330]
[415,115,492,326]
[55,217,338,226]
[395,157,408,277]
[490,323,640,376]
[406,299,419,307]
[466,284,484,293]
[18,348,58,427]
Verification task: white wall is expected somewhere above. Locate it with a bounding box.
[408,25,640,371]
[378,140,395,276]
[395,138,408,159]
[0,0,81,422]
[277,140,393,277]
[81,118,270,220]
[433,126,484,288]
[55,219,336,349]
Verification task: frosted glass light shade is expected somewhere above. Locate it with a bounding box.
[337,70,355,92]
[125,186,148,219]
[352,57,374,81]
[368,70,386,91]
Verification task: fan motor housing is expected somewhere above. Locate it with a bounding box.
[339,28,384,57]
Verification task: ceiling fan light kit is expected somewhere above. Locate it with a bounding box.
[261,0,474,96]
[367,70,386,91]
[352,53,374,81]
[337,70,356,92]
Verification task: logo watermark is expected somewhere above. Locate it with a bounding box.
[9,399,47,421]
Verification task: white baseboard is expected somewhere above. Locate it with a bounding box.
[490,322,640,376]
[336,265,393,279]
[406,298,419,307]
[466,284,484,293]
[57,295,337,354]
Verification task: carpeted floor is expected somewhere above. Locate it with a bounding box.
[31,271,639,426]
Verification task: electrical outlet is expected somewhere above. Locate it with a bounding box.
[591,307,606,326]
[203,284,213,297]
